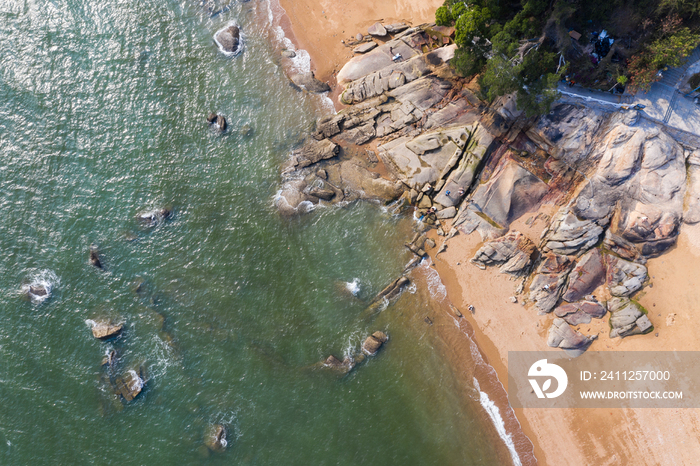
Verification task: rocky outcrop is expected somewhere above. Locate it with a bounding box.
[205,424,228,452]
[605,255,647,297]
[137,207,171,227]
[207,112,227,131]
[113,368,144,402]
[290,71,331,94]
[529,254,573,314]
[322,355,356,374]
[89,246,102,269]
[541,209,604,256]
[353,42,377,54]
[90,320,123,340]
[554,300,606,325]
[608,298,653,338]
[561,248,605,302]
[547,318,595,356]
[215,25,240,54]
[471,230,536,275]
[362,331,388,355]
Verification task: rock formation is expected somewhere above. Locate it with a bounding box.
[362,331,388,355]
[205,424,228,452]
[215,25,240,54]
[90,320,123,340]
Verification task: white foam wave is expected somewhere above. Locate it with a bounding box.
[20,269,59,304]
[128,369,144,391]
[345,278,360,296]
[473,377,521,466]
[418,261,447,301]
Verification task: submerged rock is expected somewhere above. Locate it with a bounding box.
[322,355,355,374]
[205,424,228,452]
[362,331,388,355]
[89,245,102,269]
[137,207,171,227]
[113,368,144,402]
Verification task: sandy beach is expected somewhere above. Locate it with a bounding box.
[274,0,700,464]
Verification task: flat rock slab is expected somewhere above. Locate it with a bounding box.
[353,42,377,54]
[605,255,647,297]
[362,331,388,355]
[547,318,593,356]
[554,301,606,325]
[91,321,123,340]
[608,297,653,338]
[368,22,387,37]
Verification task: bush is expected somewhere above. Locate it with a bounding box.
[435,5,452,26]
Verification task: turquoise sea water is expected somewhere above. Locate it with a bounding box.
[0,0,516,463]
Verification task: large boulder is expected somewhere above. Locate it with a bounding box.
[113,368,144,402]
[362,331,388,355]
[90,320,123,340]
[541,209,604,256]
[547,318,594,356]
[529,254,573,314]
[215,25,240,54]
[608,297,653,338]
[368,22,387,37]
[470,230,536,275]
[290,72,331,93]
[561,248,605,302]
[470,158,548,228]
[292,138,339,168]
[554,300,607,325]
[605,255,647,297]
[205,424,228,452]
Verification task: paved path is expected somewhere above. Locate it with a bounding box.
[556,47,700,137]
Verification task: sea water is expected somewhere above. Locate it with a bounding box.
[0,0,515,463]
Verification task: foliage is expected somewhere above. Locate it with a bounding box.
[617,75,628,86]
[629,28,700,90]
[657,0,700,18]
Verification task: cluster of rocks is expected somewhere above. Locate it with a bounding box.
[207,112,227,131]
[273,18,699,356]
[321,330,389,375]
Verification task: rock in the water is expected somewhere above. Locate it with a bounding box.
[89,246,102,269]
[554,300,606,325]
[215,25,241,53]
[362,331,388,355]
[293,138,339,168]
[207,113,226,131]
[547,318,594,356]
[353,42,377,54]
[114,368,144,402]
[608,297,653,338]
[368,22,387,37]
[561,249,605,302]
[281,49,296,58]
[605,256,647,297]
[290,71,331,93]
[205,424,228,452]
[471,231,536,275]
[309,187,335,201]
[137,207,171,227]
[90,320,123,340]
[28,285,49,299]
[207,113,217,123]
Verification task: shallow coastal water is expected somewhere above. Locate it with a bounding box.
[0,0,512,463]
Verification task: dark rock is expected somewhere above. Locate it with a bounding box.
[101,349,118,370]
[215,115,227,130]
[89,246,102,269]
[205,424,228,452]
[207,112,217,123]
[290,71,331,93]
[561,249,605,302]
[114,368,144,402]
[362,331,388,355]
[322,355,354,374]
[90,320,123,340]
[215,25,240,53]
[29,285,48,298]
